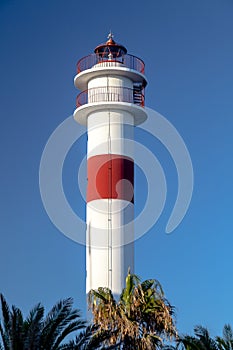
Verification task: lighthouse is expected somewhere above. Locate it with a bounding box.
[73,34,147,296]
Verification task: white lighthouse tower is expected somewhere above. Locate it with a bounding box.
[73,34,147,296]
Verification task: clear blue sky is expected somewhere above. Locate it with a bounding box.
[1,0,233,337]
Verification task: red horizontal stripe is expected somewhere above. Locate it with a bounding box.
[87,154,134,203]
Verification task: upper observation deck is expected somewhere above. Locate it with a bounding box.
[74,34,147,90]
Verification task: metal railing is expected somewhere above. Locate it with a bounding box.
[76,86,145,108]
[77,53,145,74]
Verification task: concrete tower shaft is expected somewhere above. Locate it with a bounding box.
[73,35,147,295]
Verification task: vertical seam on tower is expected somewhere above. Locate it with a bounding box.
[107,106,112,291]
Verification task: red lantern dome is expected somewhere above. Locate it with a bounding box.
[94,32,127,60]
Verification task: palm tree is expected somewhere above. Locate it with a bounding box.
[178,325,219,350]
[216,325,233,350]
[60,324,112,350]
[88,271,177,349]
[0,293,91,350]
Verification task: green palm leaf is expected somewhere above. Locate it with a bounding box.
[88,271,177,349]
[23,303,44,350]
[0,294,11,350]
[216,324,233,350]
[11,305,24,350]
[0,294,87,350]
[40,297,82,350]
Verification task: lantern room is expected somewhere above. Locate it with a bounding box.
[94,33,127,62]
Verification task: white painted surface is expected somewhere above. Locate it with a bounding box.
[88,75,132,89]
[86,200,134,295]
[74,102,147,126]
[86,108,135,295]
[74,66,147,91]
[73,51,147,296]
[87,110,134,158]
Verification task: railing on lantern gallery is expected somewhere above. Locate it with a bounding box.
[77,53,145,74]
[76,86,145,108]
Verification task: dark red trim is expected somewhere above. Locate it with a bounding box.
[87,154,134,203]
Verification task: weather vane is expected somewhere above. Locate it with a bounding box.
[108,31,114,40]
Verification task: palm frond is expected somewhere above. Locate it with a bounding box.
[178,335,203,350]
[23,303,44,350]
[52,319,86,350]
[141,278,164,297]
[223,325,233,343]
[216,337,228,350]
[58,325,110,350]
[11,305,24,350]
[0,294,11,347]
[88,288,115,306]
[121,271,140,302]
[0,323,9,350]
[194,325,210,340]
[216,324,233,350]
[41,297,81,349]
